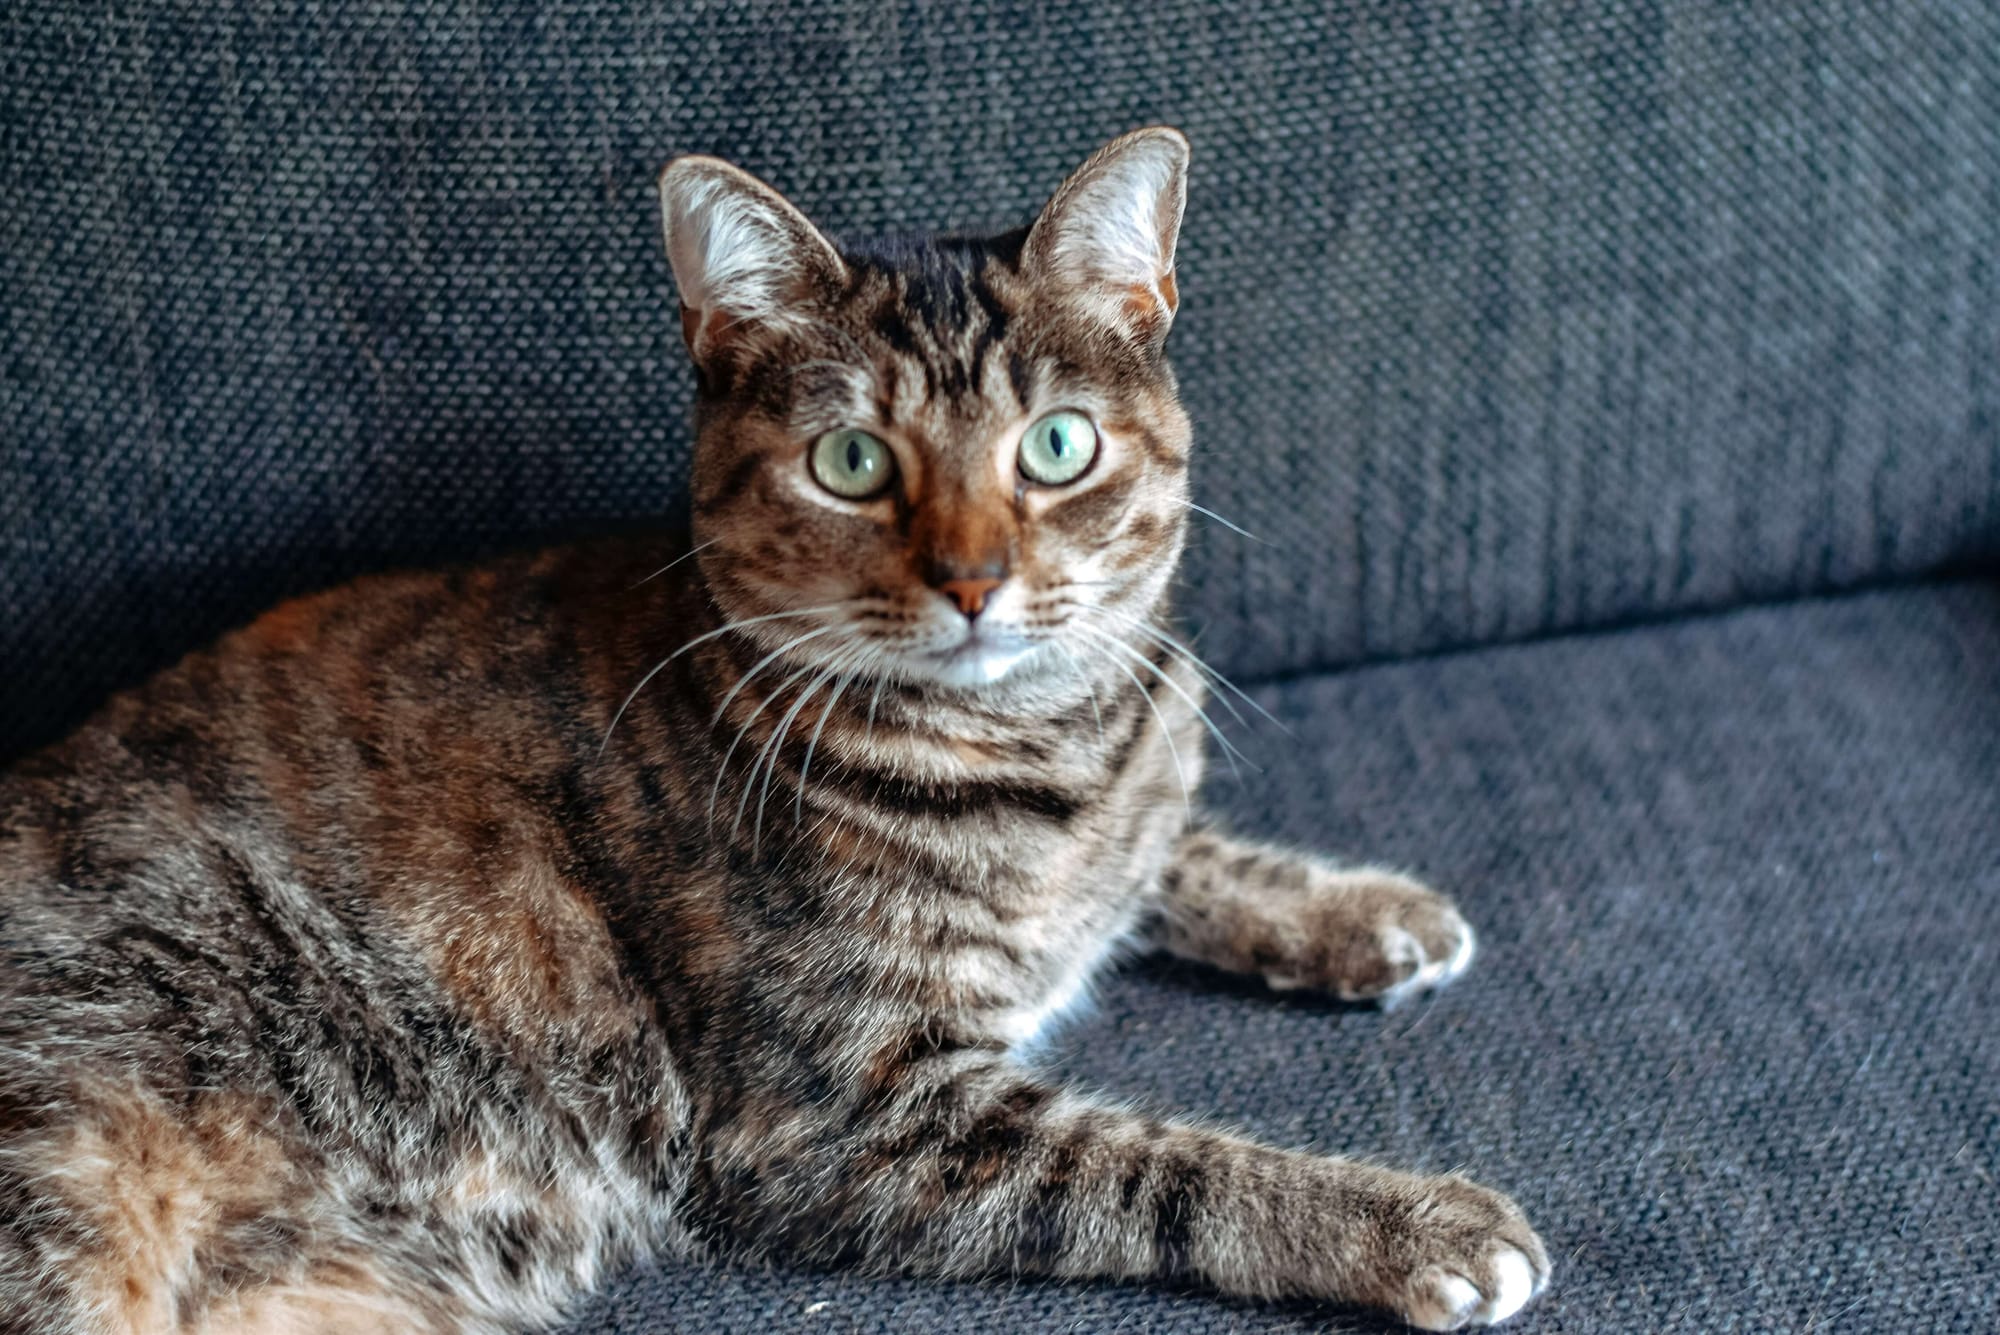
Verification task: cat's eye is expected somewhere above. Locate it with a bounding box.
[810,429,896,500]
[1018,411,1099,486]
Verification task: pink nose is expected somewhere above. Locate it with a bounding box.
[937,577,1003,618]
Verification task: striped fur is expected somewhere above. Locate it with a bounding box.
[0,130,1545,1332]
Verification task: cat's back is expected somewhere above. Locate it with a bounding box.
[0,534,701,1066]
[1,533,682,891]
[0,539,698,1333]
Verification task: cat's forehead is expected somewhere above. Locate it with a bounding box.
[836,232,1028,381]
[837,230,1026,312]
[753,230,1048,439]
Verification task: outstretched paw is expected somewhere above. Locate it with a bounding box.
[1375,1174,1549,1330]
[1260,870,1476,1007]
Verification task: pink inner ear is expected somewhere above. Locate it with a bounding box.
[1122,286,1159,322]
[1121,283,1175,339]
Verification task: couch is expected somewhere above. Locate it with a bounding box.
[5,3,1996,1330]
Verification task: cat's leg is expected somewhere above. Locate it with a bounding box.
[709,1053,1547,1329]
[1153,830,1476,1005]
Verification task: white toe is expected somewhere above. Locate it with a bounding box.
[1348,925,1425,1006]
[1383,923,1424,970]
[1374,916,1477,1007]
[1405,1270,1481,1330]
[1443,919,1477,978]
[1416,917,1473,986]
[1477,1248,1537,1324]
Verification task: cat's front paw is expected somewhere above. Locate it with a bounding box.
[1370,1174,1549,1330]
[1262,870,1475,1007]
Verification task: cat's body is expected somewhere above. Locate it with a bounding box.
[0,130,1546,1332]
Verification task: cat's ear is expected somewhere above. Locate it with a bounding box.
[1022,127,1189,343]
[657,156,847,363]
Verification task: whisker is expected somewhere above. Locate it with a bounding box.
[631,539,718,588]
[705,629,854,831]
[863,676,888,751]
[598,601,853,757]
[1086,604,1289,734]
[794,643,876,827]
[1073,623,1256,779]
[1109,621,1247,730]
[1183,501,1271,545]
[1048,643,1105,746]
[1091,646,1191,821]
[708,623,844,730]
[740,653,849,852]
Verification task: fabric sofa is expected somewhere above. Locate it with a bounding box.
[5,3,1995,1330]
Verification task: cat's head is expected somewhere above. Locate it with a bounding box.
[658,128,1192,694]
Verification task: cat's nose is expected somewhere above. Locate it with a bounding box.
[937,576,1005,620]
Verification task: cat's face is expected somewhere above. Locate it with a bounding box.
[660,129,1192,693]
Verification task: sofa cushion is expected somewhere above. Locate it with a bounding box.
[6,4,1999,761]
[566,579,2000,1332]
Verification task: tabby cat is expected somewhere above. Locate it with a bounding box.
[0,128,1547,1332]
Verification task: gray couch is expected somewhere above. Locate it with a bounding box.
[5,4,1996,1330]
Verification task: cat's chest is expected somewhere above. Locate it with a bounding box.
[983,898,1145,1051]
[936,801,1185,1050]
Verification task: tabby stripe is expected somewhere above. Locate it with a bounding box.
[697,452,768,512]
[812,762,1086,825]
[998,352,1031,409]
[1150,1155,1207,1283]
[1015,1120,1090,1270]
[965,271,1010,393]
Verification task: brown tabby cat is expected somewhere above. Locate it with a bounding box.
[0,128,1547,1332]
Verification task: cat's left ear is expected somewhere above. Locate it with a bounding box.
[657,155,847,364]
[1022,127,1190,344]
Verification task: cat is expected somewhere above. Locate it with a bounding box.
[0,127,1546,1333]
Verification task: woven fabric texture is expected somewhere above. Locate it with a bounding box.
[566,580,2000,1333]
[6,3,2000,762]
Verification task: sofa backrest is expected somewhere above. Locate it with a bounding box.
[5,3,1997,761]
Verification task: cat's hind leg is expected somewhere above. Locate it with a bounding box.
[1153,831,1476,1006]
[0,1082,435,1335]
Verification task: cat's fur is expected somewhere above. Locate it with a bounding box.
[0,129,1546,1332]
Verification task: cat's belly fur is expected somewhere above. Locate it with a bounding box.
[0,547,1209,1332]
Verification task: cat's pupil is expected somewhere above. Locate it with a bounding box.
[1049,428,1065,456]
[845,439,862,472]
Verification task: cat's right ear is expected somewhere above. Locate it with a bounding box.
[657,157,847,364]
[1022,127,1190,347]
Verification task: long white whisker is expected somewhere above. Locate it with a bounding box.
[794,643,874,827]
[709,660,814,833]
[708,623,844,730]
[1109,621,1246,729]
[1087,604,1289,734]
[631,539,717,588]
[1183,501,1271,545]
[1074,624,1255,779]
[734,647,857,848]
[706,630,853,832]
[599,602,851,757]
[740,655,845,852]
[1092,647,1191,821]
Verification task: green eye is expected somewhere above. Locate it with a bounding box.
[810,429,896,500]
[1018,411,1098,486]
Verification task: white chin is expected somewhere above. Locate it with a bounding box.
[919,644,1034,689]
